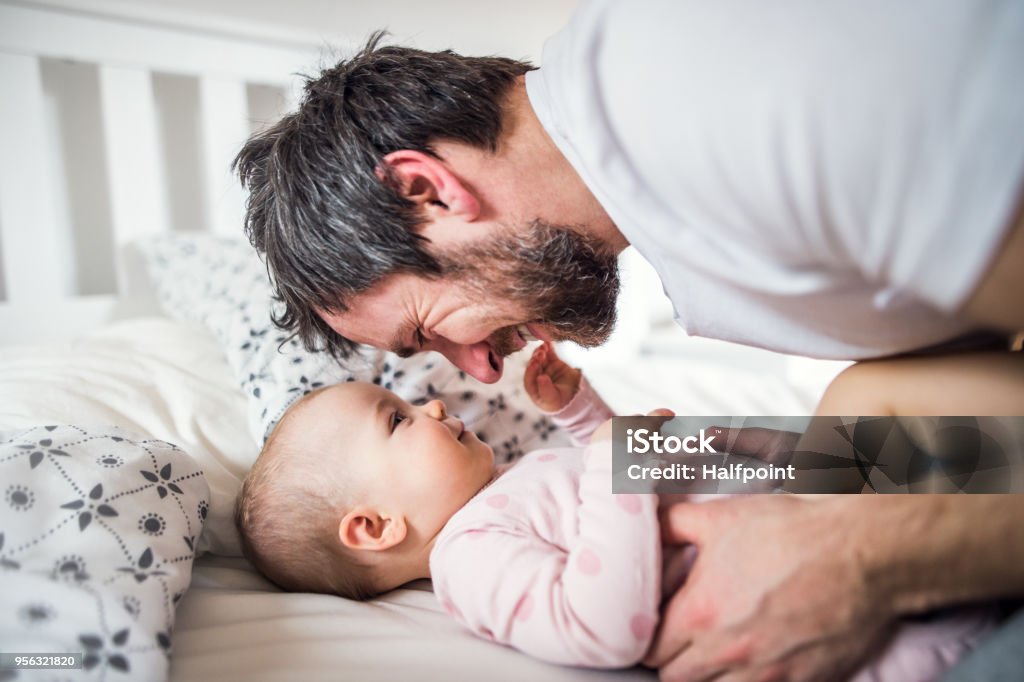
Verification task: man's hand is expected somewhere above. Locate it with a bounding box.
[706,427,801,468]
[523,342,582,412]
[646,496,895,681]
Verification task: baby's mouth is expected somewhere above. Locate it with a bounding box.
[485,328,520,363]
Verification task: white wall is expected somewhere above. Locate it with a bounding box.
[18,0,579,62]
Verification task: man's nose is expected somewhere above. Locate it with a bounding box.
[425,399,447,420]
[433,339,503,384]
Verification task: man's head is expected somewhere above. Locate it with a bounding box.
[235,380,495,599]
[236,33,624,383]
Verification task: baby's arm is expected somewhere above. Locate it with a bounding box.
[524,343,615,447]
[430,440,660,668]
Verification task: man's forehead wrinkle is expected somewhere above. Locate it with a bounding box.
[332,271,457,354]
[382,284,424,357]
[321,275,411,348]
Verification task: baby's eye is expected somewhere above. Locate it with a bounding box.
[390,411,407,432]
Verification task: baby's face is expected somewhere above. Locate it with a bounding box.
[298,381,496,538]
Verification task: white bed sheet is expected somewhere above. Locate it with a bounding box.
[174,556,654,682]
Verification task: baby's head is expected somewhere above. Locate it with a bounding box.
[235,381,495,599]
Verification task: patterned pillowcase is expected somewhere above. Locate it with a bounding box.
[0,425,209,681]
[132,233,568,460]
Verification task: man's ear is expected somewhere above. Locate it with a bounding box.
[379,150,480,224]
[337,506,408,552]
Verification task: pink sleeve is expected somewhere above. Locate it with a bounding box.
[547,376,615,448]
[430,441,660,668]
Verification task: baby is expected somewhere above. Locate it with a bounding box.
[235,344,996,677]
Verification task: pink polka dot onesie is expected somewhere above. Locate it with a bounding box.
[428,379,994,675]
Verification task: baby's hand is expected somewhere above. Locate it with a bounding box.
[524,342,582,413]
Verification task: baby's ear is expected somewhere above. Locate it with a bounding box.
[337,507,408,551]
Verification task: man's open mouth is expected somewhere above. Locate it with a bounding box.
[487,350,501,373]
[486,323,550,372]
[516,324,541,343]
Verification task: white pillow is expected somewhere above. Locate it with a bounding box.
[0,425,208,682]
[0,319,252,557]
[133,233,569,456]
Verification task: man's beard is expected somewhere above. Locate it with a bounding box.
[439,221,621,356]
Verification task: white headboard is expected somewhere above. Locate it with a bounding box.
[0,1,322,344]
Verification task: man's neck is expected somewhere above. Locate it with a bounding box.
[505,75,626,254]
[469,75,629,256]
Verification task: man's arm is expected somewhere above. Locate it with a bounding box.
[648,350,1024,680]
[962,199,1024,332]
[866,495,1024,613]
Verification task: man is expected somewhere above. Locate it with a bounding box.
[235,1,1024,679]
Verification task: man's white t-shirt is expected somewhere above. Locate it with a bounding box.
[526,0,1024,359]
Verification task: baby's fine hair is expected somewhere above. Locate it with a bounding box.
[234,388,378,600]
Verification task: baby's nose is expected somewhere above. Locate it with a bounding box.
[426,399,447,420]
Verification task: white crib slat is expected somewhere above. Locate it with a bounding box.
[98,65,169,248]
[199,76,249,236]
[0,53,68,302]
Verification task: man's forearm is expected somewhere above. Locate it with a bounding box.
[843,494,1024,614]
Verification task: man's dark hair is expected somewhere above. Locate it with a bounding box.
[234,32,534,358]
